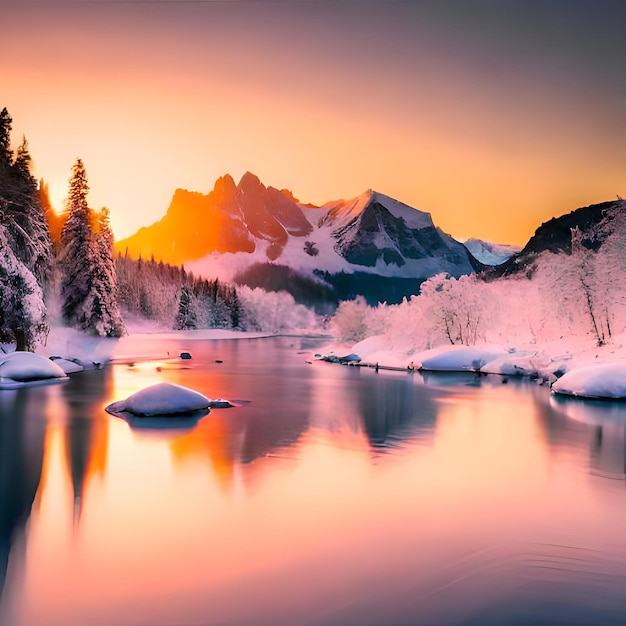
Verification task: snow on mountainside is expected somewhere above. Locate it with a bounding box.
[463,238,520,266]
[116,173,482,306]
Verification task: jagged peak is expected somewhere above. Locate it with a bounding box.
[238,171,264,191]
[212,173,237,198]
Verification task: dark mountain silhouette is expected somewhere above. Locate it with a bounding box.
[493,199,626,277]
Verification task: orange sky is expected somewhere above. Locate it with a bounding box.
[4,1,626,245]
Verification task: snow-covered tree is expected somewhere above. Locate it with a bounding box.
[0,108,53,288]
[419,273,486,346]
[0,222,48,350]
[333,296,371,342]
[238,286,320,333]
[59,159,93,325]
[58,159,125,337]
[174,285,197,330]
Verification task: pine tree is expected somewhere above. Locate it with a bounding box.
[39,179,66,247]
[59,160,125,336]
[0,107,51,349]
[0,108,12,169]
[85,208,125,337]
[59,159,93,325]
[0,108,53,288]
[174,285,196,330]
[0,222,48,350]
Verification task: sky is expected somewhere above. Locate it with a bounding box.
[4,0,626,246]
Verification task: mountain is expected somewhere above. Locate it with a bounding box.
[115,172,313,265]
[494,198,626,277]
[463,239,520,266]
[116,173,482,307]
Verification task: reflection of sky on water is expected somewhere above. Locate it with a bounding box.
[3,339,626,624]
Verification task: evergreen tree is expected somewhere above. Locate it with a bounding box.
[174,285,196,330]
[0,222,48,350]
[0,108,53,287]
[59,158,93,325]
[0,108,12,169]
[59,159,125,336]
[39,178,66,247]
[85,208,125,336]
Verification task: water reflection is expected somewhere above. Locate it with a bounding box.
[4,339,626,625]
[61,369,112,527]
[0,388,46,616]
[552,395,626,481]
[356,371,438,451]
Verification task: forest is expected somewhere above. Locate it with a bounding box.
[0,107,317,352]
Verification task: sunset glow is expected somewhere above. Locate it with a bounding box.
[5,1,626,245]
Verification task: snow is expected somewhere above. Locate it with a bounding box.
[185,188,465,282]
[106,382,211,417]
[417,346,507,372]
[0,351,67,386]
[49,356,87,374]
[464,238,520,265]
[551,363,626,399]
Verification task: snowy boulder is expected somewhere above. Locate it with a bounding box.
[551,363,626,400]
[49,356,87,374]
[419,346,505,372]
[106,382,211,417]
[0,351,67,383]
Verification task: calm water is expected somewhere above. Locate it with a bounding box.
[2,335,626,625]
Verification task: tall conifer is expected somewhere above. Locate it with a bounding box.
[59,159,125,336]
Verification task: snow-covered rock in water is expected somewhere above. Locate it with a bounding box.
[0,351,67,383]
[106,382,211,417]
[419,346,506,372]
[49,356,87,374]
[551,363,626,399]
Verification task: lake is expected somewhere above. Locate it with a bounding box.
[2,335,626,625]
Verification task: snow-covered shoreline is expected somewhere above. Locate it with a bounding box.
[315,331,626,400]
[2,322,625,400]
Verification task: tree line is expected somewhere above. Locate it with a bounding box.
[0,107,244,351]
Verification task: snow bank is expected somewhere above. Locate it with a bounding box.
[551,363,626,399]
[49,356,90,374]
[418,346,506,372]
[106,382,211,417]
[0,351,67,387]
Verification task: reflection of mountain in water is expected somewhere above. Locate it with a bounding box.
[170,361,311,485]
[62,369,112,527]
[0,388,46,611]
[356,375,438,451]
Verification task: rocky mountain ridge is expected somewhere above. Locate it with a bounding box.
[116,173,481,305]
[494,199,626,277]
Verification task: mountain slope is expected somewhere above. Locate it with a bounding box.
[494,199,626,276]
[116,173,482,306]
[116,172,312,265]
[464,239,520,266]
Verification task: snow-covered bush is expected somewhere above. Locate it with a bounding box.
[237,285,320,333]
